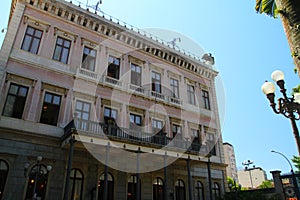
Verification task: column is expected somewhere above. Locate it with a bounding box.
[63,136,76,200]
[164,152,168,200]
[103,143,110,200]
[187,157,192,200]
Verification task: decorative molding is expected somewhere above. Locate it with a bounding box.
[80,37,99,49]
[23,15,51,32]
[53,27,78,43]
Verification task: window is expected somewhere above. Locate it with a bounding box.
[206,132,216,156]
[191,129,200,144]
[213,182,220,200]
[98,173,114,200]
[175,179,186,200]
[151,71,161,93]
[131,63,142,86]
[195,181,204,200]
[172,124,182,138]
[40,92,61,126]
[0,160,9,200]
[187,85,196,105]
[153,178,164,200]
[104,107,117,124]
[21,26,43,54]
[25,164,49,200]
[127,175,141,200]
[170,78,179,98]
[2,83,28,119]
[82,46,96,71]
[130,113,142,126]
[69,169,83,200]
[202,90,211,110]
[152,119,163,134]
[107,56,120,79]
[53,37,71,64]
[75,100,91,130]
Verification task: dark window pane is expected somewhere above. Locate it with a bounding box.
[40,92,61,126]
[3,84,28,119]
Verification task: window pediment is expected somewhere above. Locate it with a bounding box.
[54,27,78,43]
[23,15,51,32]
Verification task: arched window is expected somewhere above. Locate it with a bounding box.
[0,160,9,200]
[127,175,141,200]
[175,179,186,200]
[153,177,164,200]
[69,168,84,200]
[98,173,114,200]
[212,182,220,200]
[25,164,49,200]
[195,181,204,200]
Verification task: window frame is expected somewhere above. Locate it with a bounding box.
[39,91,62,126]
[75,100,91,130]
[103,107,118,125]
[81,46,97,72]
[107,55,121,80]
[172,124,182,138]
[0,160,9,200]
[170,78,179,98]
[187,84,196,105]
[151,71,162,93]
[202,90,211,110]
[21,26,43,54]
[130,63,142,87]
[53,36,71,64]
[69,168,84,200]
[130,113,142,126]
[2,83,29,119]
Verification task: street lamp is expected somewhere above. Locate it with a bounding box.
[24,156,52,200]
[242,160,255,189]
[261,70,300,154]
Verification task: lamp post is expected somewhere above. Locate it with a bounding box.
[271,150,300,199]
[261,70,300,154]
[24,156,52,200]
[242,160,255,189]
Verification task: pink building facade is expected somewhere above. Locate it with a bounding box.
[0,0,226,199]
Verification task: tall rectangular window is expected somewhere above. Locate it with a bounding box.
[82,47,96,71]
[187,85,196,105]
[151,71,161,93]
[104,107,117,124]
[191,129,200,144]
[107,56,120,79]
[40,92,61,126]
[75,100,91,130]
[172,124,182,138]
[170,78,179,98]
[130,63,142,86]
[202,90,211,110]
[2,83,28,119]
[21,26,43,54]
[53,37,71,64]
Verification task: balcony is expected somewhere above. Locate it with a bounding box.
[169,96,182,105]
[103,76,123,87]
[64,119,206,154]
[77,68,98,80]
[150,91,165,100]
[129,84,145,94]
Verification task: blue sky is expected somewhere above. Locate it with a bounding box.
[1,0,299,179]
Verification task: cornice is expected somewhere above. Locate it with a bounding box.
[18,0,218,80]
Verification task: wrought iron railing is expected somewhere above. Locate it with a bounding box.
[70,118,206,154]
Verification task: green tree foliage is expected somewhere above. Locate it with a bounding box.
[258,180,273,189]
[292,155,300,172]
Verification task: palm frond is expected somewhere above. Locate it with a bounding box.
[255,0,278,18]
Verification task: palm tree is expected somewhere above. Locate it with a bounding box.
[255,0,300,75]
